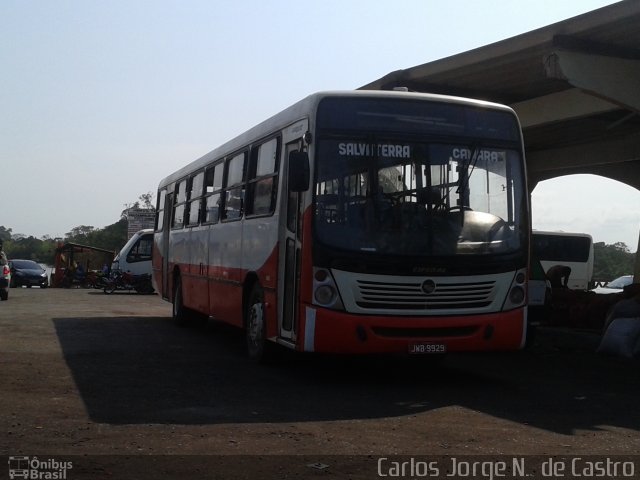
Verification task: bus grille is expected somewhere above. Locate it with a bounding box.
[354,278,496,311]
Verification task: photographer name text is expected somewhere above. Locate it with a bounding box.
[377,457,635,479]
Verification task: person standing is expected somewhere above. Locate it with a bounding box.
[546,264,572,288]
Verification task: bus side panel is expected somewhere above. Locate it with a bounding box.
[208,270,245,327]
[242,217,280,292]
[183,227,209,314]
[241,216,280,336]
[203,218,279,328]
[208,221,244,325]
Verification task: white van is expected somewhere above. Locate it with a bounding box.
[111,229,154,276]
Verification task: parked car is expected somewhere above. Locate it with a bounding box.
[591,275,634,294]
[9,259,49,288]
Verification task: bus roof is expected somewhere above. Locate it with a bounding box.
[157,90,518,189]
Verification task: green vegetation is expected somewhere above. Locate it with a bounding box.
[593,241,636,282]
[1,219,128,265]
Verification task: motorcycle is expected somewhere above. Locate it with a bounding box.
[102,270,154,294]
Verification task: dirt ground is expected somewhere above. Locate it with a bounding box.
[1,288,639,479]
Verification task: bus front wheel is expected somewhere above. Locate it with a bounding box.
[245,284,274,363]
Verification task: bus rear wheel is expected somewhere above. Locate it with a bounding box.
[172,275,204,327]
[172,276,190,326]
[245,284,275,363]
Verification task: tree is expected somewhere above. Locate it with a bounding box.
[3,235,57,264]
[65,225,95,242]
[593,242,635,281]
[138,192,154,210]
[121,192,155,219]
[0,226,12,242]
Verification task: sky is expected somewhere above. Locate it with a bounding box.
[1,0,638,251]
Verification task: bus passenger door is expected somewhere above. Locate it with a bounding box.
[278,141,305,342]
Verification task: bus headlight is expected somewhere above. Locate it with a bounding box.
[312,267,345,310]
[502,267,527,311]
[315,285,336,304]
[509,286,525,304]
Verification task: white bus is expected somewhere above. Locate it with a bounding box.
[153,91,530,361]
[531,230,594,290]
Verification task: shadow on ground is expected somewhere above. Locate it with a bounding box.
[53,316,640,433]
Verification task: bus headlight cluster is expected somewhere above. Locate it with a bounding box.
[313,267,345,310]
[315,285,336,304]
[509,285,525,304]
[503,267,527,311]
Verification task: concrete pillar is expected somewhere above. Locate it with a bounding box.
[635,231,640,284]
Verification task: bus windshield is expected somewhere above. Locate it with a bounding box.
[314,138,525,256]
[313,97,526,257]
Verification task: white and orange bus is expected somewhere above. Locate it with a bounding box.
[153,91,530,361]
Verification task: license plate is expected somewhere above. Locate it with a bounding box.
[408,342,447,354]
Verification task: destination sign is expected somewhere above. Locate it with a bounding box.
[428,145,507,165]
[338,143,411,159]
[451,148,505,162]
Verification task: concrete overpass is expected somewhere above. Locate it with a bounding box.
[360,0,640,280]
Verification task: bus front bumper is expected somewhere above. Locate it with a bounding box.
[299,306,527,354]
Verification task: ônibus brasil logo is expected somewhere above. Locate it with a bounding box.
[8,456,73,479]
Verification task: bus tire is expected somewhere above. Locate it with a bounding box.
[245,284,275,363]
[173,275,190,326]
[172,275,205,327]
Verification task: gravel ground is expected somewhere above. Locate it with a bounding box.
[1,287,639,478]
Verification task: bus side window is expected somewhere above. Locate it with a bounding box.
[204,162,223,224]
[247,137,280,217]
[155,189,167,231]
[172,180,187,229]
[187,171,204,226]
[222,152,247,221]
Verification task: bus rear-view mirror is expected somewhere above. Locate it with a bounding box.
[288,151,310,192]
